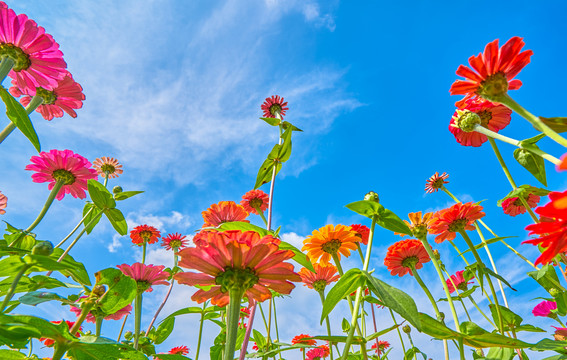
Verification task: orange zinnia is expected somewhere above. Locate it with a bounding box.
[429,202,485,243]
[201,201,249,227]
[292,334,317,346]
[302,224,360,265]
[384,239,430,277]
[397,211,433,239]
[241,189,269,215]
[298,263,340,292]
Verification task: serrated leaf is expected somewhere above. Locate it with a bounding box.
[0,87,40,152]
[514,147,547,186]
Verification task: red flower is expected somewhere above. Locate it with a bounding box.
[292,334,317,346]
[252,342,259,351]
[558,154,567,172]
[241,189,269,215]
[117,263,169,293]
[384,239,430,277]
[261,95,288,118]
[450,37,533,102]
[161,233,189,251]
[425,172,449,194]
[298,263,340,292]
[429,202,485,243]
[307,345,329,360]
[502,194,540,217]
[371,340,390,355]
[524,190,567,265]
[350,224,370,245]
[532,300,557,317]
[168,345,189,355]
[446,270,474,293]
[130,225,161,246]
[39,320,81,346]
[201,201,249,227]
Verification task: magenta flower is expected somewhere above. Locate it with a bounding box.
[532,300,557,317]
[446,270,474,293]
[0,2,67,92]
[0,190,6,215]
[117,263,169,293]
[10,72,84,120]
[70,299,132,323]
[25,149,98,200]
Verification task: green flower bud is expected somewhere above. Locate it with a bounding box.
[113,186,123,194]
[124,331,133,340]
[550,288,560,296]
[31,241,54,256]
[402,325,411,334]
[364,191,379,203]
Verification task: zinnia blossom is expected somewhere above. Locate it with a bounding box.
[553,326,567,341]
[292,334,316,346]
[161,232,189,251]
[558,154,567,172]
[532,300,557,317]
[70,300,131,323]
[306,345,330,360]
[169,346,189,355]
[25,149,98,200]
[446,270,474,293]
[523,190,567,265]
[384,239,430,277]
[425,172,449,193]
[298,263,340,292]
[0,190,6,215]
[192,230,215,247]
[502,194,540,217]
[398,211,433,239]
[39,320,81,346]
[174,230,300,307]
[449,98,512,147]
[429,202,485,243]
[261,95,288,118]
[371,340,390,355]
[350,224,370,245]
[130,225,161,246]
[449,37,533,102]
[302,224,360,265]
[92,157,123,179]
[117,263,169,293]
[201,201,249,227]
[241,189,269,215]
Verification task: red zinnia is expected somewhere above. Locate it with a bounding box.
[429,202,485,243]
[261,95,288,119]
[201,201,249,227]
[168,345,189,355]
[446,270,474,293]
[298,263,340,292]
[425,172,449,194]
[39,320,81,346]
[384,239,430,277]
[502,194,540,217]
[292,334,317,346]
[350,224,370,245]
[306,345,330,360]
[371,340,390,355]
[161,232,189,251]
[117,263,169,293]
[241,189,269,215]
[130,225,161,246]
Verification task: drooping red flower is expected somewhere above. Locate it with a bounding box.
[425,172,449,193]
[446,270,474,294]
[25,149,98,200]
[532,300,557,317]
[261,95,288,118]
[429,202,485,243]
[201,201,249,227]
[92,157,123,179]
[174,230,300,307]
[350,224,370,245]
[450,37,533,103]
[384,239,430,277]
[523,190,567,265]
[292,334,317,346]
[371,340,390,355]
[449,97,512,147]
[168,346,189,355]
[241,189,269,215]
[502,194,540,217]
[130,225,161,246]
[161,233,189,251]
[0,190,6,215]
[117,263,169,293]
[39,320,81,346]
[298,263,340,292]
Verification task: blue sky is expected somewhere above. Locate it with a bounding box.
[2,0,567,359]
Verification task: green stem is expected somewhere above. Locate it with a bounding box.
[195,302,207,360]
[443,269,472,322]
[142,242,147,264]
[272,297,282,360]
[554,317,566,328]
[468,295,497,328]
[95,317,103,337]
[388,309,406,354]
[133,293,143,350]
[225,290,244,360]
[0,94,44,144]
[0,264,30,312]
[70,301,95,334]
[265,298,273,352]
[319,291,336,360]
[51,343,68,360]
[406,332,418,360]
[55,207,95,249]
[117,314,128,342]
[266,114,283,231]
[258,302,269,332]
[19,180,64,240]
[103,172,109,188]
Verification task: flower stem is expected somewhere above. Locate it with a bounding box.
[266,114,283,231]
[55,207,95,249]
[195,302,208,360]
[17,180,64,242]
[319,291,336,360]
[133,293,143,350]
[0,94,43,144]
[272,297,282,360]
[142,242,147,264]
[95,317,103,337]
[225,289,244,360]
[265,298,273,352]
[117,314,128,342]
[146,281,175,334]
[51,344,68,360]
[388,309,406,354]
[370,302,379,351]
[0,264,30,312]
[238,300,257,360]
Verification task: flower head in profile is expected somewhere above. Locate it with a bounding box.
[161,233,189,251]
[502,194,540,217]
[292,334,317,346]
[117,263,169,293]
[202,201,249,227]
[70,299,131,323]
[39,320,81,346]
[25,149,98,200]
[307,345,330,360]
[302,224,360,265]
[450,37,533,102]
[169,346,189,355]
[449,98,512,147]
[92,157,123,179]
[261,95,288,118]
[174,230,300,307]
[371,340,390,355]
[429,202,485,243]
[532,300,557,318]
[425,172,449,193]
[553,327,567,341]
[0,190,6,215]
[384,239,430,277]
[446,270,474,293]
[398,211,433,239]
[130,225,161,246]
[523,190,567,265]
[241,189,269,215]
[350,224,370,245]
[298,263,340,292]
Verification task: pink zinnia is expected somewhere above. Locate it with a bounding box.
[0,3,67,92]
[261,95,289,118]
[502,194,540,217]
[161,232,189,251]
[70,298,131,323]
[241,189,269,215]
[117,263,169,293]
[446,270,474,293]
[0,190,6,214]
[532,300,557,317]
[25,149,98,200]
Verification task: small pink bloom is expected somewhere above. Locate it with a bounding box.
[261,95,288,118]
[532,300,557,317]
[117,263,170,293]
[446,270,474,293]
[161,233,189,251]
[502,194,540,217]
[70,299,132,323]
[0,190,6,214]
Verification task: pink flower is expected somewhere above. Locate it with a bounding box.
[70,299,132,323]
[0,4,67,92]
[161,233,189,251]
[117,263,170,293]
[25,149,98,200]
[532,300,557,317]
[0,190,6,214]
[445,270,474,293]
[502,194,540,217]
[261,95,288,118]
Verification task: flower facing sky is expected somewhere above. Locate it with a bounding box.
[92,157,123,179]
[117,263,169,293]
[130,224,161,246]
[241,189,269,215]
[201,201,249,227]
[446,270,474,294]
[429,202,485,243]
[425,172,449,193]
[502,194,540,217]
[161,232,189,251]
[298,263,340,292]
[384,239,430,277]
[0,190,6,214]
[532,300,557,318]
[302,224,360,265]
[261,95,288,118]
[25,149,98,200]
[174,230,300,307]
[350,224,370,245]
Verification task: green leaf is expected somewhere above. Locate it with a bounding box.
[26,254,74,272]
[341,318,350,332]
[217,221,270,236]
[321,269,366,323]
[88,179,116,209]
[83,202,101,234]
[0,314,76,347]
[260,117,281,126]
[68,336,148,360]
[345,200,411,235]
[482,267,516,291]
[282,121,303,132]
[404,347,427,360]
[0,87,39,152]
[514,147,547,186]
[345,200,382,219]
[484,347,516,360]
[94,268,137,314]
[104,208,128,235]
[489,304,523,331]
[210,344,223,360]
[0,256,26,276]
[497,185,550,207]
[365,323,400,341]
[532,338,567,352]
[50,248,91,286]
[254,158,281,189]
[114,190,144,201]
[18,291,67,306]
[253,329,267,349]
[0,350,27,359]
[277,126,293,162]
[310,335,365,344]
[538,117,567,133]
[528,264,566,293]
[154,317,175,344]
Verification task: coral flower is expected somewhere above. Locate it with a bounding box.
[292,334,317,346]
[39,320,81,346]
[10,72,84,120]
[446,270,474,293]
[449,97,512,147]
[307,345,329,360]
[117,263,169,293]
[25,149,98,200]
[130,225,161,246]
[302,224,360,265]
[350,224,370,245]
[532,300,557,317]
[298,263,340,292]
[524,190,567,265]
[174,230,300,307]
[429,202,485,243]
[261,95,289,118]
[92,157,123,179]
[384,239,430,277]
[0,4,67,93]
[169,346,189,355]
[502,194,540,217]
[449,37,533,102]
[241,189,269,215]
[70,301,131,323]
[0,190,6,215]
[425,172,449,193]
[371,341,390,355]
[192,230,216,247]
[202,201,249,227]
[558,154,567,172]
[161,233,189,251]
[398,211,433,239]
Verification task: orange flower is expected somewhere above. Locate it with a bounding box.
[429,203,485,243]
[92,157,123,179]
[350,224,370,245]
[302,224,360,265]
[298,263,340,292]
[558,154,567,172]
[398,211,433,239]
[384,239,430,277]
[241,189,269,215]
[202,201,249,227]
[129,225,161,246]
[292,334,317,346]
[424,172,448,193]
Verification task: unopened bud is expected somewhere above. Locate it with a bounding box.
[402,325,411,334]
[433,249,440,260]
[475,348,484,356]
[113,186,123,194]
[364,191,379,203]
[124,331,133,340]
[550,288,560,296]
[31,241,54,256]
[92,285,107,297]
